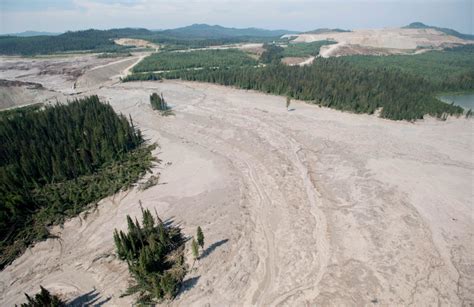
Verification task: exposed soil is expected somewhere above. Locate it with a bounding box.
[281,57,309,65]
[0,52,472,306]
[285,28,473,57]
[114,38,160,50]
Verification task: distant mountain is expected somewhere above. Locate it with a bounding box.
[7,31,61,37]
[404,22,474,40]
[160,24,299,39]
[304,28,351,34]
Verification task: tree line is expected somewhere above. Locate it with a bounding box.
[158,58,464,120]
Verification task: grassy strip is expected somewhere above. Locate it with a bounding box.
[132,49,258,72]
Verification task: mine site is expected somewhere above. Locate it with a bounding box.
[0,1,473,306]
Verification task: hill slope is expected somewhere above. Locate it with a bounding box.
[404,22,474,40]
[0,28,152,55]
[5,31,61,37]
[160,24,298,39]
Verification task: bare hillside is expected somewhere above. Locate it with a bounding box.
[284,28,473,57]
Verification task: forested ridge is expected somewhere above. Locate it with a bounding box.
[0,25,286,55]
[0,29,134,55]
[0,97,155,269]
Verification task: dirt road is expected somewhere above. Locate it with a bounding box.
[0,56,472,306]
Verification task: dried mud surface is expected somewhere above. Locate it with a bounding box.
[0,54,472,306]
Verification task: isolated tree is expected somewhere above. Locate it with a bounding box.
[286,97,291,110]
[191,238,199,260]
[150,92,170,112]
[196,226,204,249]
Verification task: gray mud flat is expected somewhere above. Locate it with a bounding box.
[0,55,473,306]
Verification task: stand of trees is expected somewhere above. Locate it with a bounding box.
[0,96,155,269]
[121,72,161,82]
[114,207,186,303]
[260,44,284,64]
[158,59,464,120]
[344,46,474,92]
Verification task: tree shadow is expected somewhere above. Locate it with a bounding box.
[162,216,175,228]
[178,276,200,296]
[67,289,111,307]
[200,239,229,259]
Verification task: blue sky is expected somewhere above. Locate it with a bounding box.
[0,0,472,34]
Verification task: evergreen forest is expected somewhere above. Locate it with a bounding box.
[0,97,155,269]
[158,58,465,120]
[0,25,287,56]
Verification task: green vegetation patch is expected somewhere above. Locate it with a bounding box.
[282,40,336,57]
[0,96,155,269]
[114,207,187,304]
[344,45,474,92]
[260,44,284,64]
[157,58,464,120]
[132,49,258,72]
[121,72,162,82]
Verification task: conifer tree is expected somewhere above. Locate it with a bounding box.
[196,226,204,249]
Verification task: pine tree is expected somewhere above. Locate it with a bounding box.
[196,226,204,249]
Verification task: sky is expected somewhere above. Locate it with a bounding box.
[0,0,472,34]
